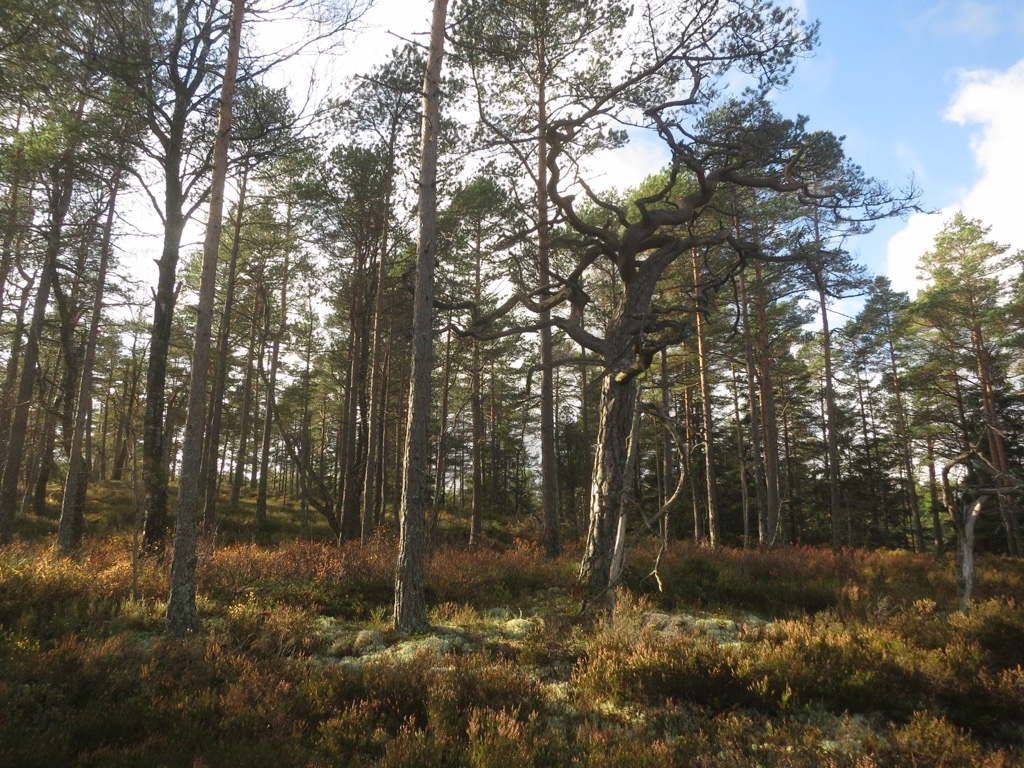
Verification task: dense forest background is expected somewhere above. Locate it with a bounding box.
[4,2,1024,764]
[1,0,1022,611]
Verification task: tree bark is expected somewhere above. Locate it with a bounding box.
[201,168,250,532]
[56,165,123,554]
[230,302,259,512]
[752,261,783,548]
[537,62,559,559]
[0,155,75,541]
[256,209,291,525]
[167,0,244,634]
[692,250,719,547]
[737,269,770,546]
[813,268,844,550]
[394,0,448,632]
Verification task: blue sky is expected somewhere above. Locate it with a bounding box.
[774,1,1024,295]
[279,0,1024,299]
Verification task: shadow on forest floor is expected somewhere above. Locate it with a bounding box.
[2,494,1024,766]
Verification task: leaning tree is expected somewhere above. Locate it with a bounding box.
[450,0,914,608]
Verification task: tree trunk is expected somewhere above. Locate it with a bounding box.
[468,239,485,548]
[56,165,123,554]
[737,268,770,546]
[256,212,291,526]
[927,437,943,553]
[659,349,673,544]
[814,270,844,550]
[202,168,250,532]
[339,253,369,540]
[395,0,448,632]
[360,212,392,543]
[693,251,718,547]
[0,276,34,480]
[429,322,454,537]
[536,65,559,559]
[752,261,783,549]
[580,272,663,593]
[230,303,259,512]
[731,365,751,548]
[167,0,244,635]
[0,156,75,541]
[971,319,1021,556]
[683,381,702,543]
[580,372,637,595]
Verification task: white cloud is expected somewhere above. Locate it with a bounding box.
[886,59,1024,295]
[886,210,950,295]
[582,131,670,196]
[945,60,1024,248]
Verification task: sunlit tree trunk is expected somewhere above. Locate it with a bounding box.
[692,250,719,547]
[168,0,244,634]
[202,169,250,532]
[395,0,449,632]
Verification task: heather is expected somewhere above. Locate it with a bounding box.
[2,510,1022,766]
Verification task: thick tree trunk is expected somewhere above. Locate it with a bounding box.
[580,275,660,594]
[141,181,185,555]
[581,373,637,595]
[141,0,219,557]
[395,0,448,633]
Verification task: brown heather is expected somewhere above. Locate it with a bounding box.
[1,534,1022,766]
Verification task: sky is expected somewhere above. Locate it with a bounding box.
[265,0,1024,304]
[774,1,1024,298]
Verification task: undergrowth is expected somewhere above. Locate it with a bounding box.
[1,525,1023,766]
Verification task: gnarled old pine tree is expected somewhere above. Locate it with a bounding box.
[450,0,914,608]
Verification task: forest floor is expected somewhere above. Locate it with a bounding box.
[2,483,1024,766]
